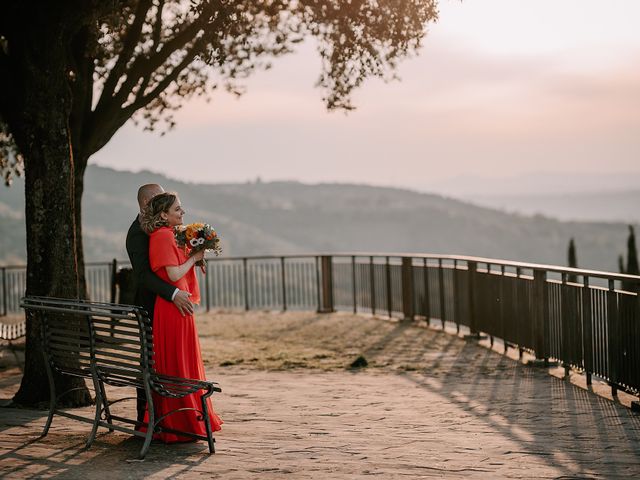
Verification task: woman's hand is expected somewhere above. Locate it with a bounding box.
[166,249,206,282]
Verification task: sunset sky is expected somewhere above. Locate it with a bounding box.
[93,0,640,193]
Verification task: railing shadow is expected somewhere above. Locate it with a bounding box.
[3,310,640,477]
[356,320,640,477]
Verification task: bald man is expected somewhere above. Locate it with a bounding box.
[125,183,193,423]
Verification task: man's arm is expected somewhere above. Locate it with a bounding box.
[127,229,176,302]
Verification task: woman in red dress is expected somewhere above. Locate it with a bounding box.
[141,192,223,442]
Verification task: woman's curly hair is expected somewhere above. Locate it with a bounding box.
[140,192,177,234]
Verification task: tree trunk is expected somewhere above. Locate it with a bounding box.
[73,156,89,301]
[8,9,91,407]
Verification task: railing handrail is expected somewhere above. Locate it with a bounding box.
[201,253,640,284]
[3,252,640,283]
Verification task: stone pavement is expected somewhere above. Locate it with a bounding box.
[1,312,640,479]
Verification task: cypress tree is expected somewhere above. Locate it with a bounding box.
[567,238,578,283]
[626,226,639,276]
[618,255,626,275]
[621,226,639,292]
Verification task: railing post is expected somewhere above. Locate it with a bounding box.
[351,256,357,314]
[467,261,477,335]
[243,258,249,311]
[318,255,334,313]
[369,256,376,316]
[453,259,459,333]
[2,267,6,317]
[423,258,431,325]
[516,267,522,358]
[561,273,571,376]
[281,257,287,311]
[315,256,321,311]
[500,265,507,353]
[438,259,445,328]
[110,259,117,304]
[386,256,392,318]
[607,279,619,396]
[401,257,415,321]
[205,260,211,312]
[532,269,548,361]
[582,276,592,385]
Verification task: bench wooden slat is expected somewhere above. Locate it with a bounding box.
[93,341,145,354]
[94,349,149,363]
[91,317,140,327]
[23,302,137,321]
[95,358,144,372]
[93,334,141,344]
[92,326,141,338]
[91,322,141,332]
[48,344,92,356]
[48,335,91,346]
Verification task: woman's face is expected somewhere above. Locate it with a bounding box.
[161,197,185,227]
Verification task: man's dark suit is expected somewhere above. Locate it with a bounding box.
[125,216,176,422]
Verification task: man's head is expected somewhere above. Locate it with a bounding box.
[137,184,164,212]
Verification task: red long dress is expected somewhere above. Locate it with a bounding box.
[145,226,222,443]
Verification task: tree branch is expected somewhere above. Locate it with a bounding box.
[86,30,208,157]
[137,0,165,102]
[125,38,205,116]
[99,0,153,103]
[111,20,204,107]
[68,25,96,161]
[90,0,224,140]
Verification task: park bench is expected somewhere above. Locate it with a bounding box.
[20,296,221,459]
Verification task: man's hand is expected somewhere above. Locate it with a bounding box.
[173,290,194,316]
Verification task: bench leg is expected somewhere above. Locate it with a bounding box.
[97,381,114,433]
[86,376,106,449]
[86,389,101,449]
[139,385,155,460]
[201,392,215,454]
[41,353,56,438]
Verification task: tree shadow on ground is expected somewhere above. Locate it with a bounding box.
[0,403,213,478]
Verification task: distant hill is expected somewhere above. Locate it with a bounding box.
[424,172,640,197]
[0,165,636,272]
[466,190,640,223]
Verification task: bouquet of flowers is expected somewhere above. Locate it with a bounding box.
[174,223,221,266]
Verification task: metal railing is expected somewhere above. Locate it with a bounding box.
[1,253,639,399]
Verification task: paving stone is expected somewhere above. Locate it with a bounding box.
[0,312,639,478]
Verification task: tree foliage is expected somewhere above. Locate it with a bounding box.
[1,0,438,182]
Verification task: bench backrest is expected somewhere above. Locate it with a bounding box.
[21,297,151,384]
[90,304,153,389]
[22,297,94,378]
